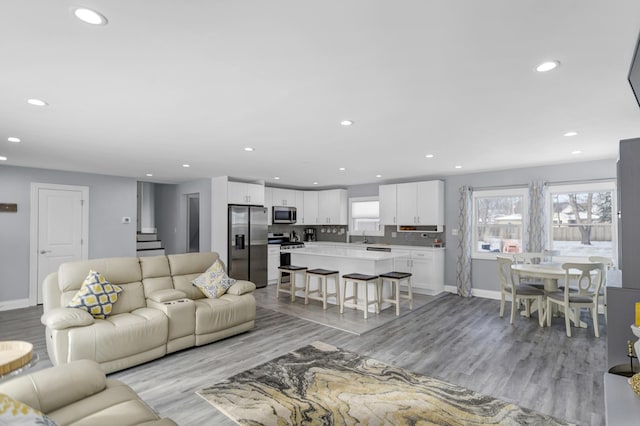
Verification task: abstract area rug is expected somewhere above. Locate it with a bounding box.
[197,342,573,426]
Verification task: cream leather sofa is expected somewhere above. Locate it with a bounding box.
[0,359,177,426]
[41,252,256,374]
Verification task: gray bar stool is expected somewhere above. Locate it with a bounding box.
[340,273,379,319]
[377,271,413,316]
[305,269,340,309]
[276,265,307,302]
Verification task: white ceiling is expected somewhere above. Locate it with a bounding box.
[2,1,640,187]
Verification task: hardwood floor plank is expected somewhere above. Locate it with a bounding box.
[0,289,607,425]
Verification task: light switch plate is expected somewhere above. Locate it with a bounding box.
[451,228,459,236]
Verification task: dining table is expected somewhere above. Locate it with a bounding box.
[511,262,588,328]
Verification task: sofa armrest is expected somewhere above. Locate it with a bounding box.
[227,280,256,295]
[41,307,94,330]
[147,289,187,303]
[0,359,106,414]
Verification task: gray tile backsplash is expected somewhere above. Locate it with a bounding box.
[268,224,445,247]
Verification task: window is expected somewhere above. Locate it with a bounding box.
[472,188,528,259]
[349,197,383,236]
[546,182,617,259]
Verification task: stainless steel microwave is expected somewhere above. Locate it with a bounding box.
[272,206,297,224]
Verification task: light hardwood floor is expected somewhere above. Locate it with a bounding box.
[0,289,607,425]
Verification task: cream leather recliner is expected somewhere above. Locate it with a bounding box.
[41,252,256,374]
[0,359,177,426]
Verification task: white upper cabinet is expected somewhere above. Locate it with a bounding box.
[302,191,319,225]
[264,187,274,224]
[271,188,296,206]
[396,180,444,225]
[295,190,305,221]
[228,181,265,205]
[379,184,397,225]
[318,189,348,225]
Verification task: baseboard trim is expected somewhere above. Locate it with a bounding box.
[444,285,501,300]
[0,298,31,312]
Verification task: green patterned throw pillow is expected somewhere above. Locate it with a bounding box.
[192,259,236,298]
[0,393,58,425]
[66,270,123,319]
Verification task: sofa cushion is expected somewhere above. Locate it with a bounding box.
[48,380,160,426]
[192,259,236,299]
[226,280,256,296]
[41,308,94,330]
[58,258,147,314]
[66,308,168,363]
[194,294,256,335]
[58,258,142,292]
[167,252,220,300]
[66,271,123,319]
[0,360,107,415]
[0,393,58,425]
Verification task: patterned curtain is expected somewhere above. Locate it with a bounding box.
[526,180,547,252]
[456,185,473,298]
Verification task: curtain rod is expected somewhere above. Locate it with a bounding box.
[471,184,528,191]
[545,177,616,186]
[470,177,616,192]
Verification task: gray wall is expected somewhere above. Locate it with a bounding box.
[155,179,212,255]
[0,165,137,303]
[344,159,617,293]
[443,159,617,292]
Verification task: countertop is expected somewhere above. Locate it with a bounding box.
[304,242,446,251]
[290,246,408,260]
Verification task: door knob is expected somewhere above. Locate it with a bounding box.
[40,250,51,254]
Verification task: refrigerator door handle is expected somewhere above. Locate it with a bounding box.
[235,234,245,250]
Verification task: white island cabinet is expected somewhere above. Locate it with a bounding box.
[393,248,444,295]
[290,247,406,312]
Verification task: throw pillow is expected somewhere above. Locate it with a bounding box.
[0,393,58,426]
[192,259,236,298]
[66,270,123,319]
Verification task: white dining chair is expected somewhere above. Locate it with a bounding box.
[588,256,615,323]
[546,262,605,337]
[497,255,545,326]
[512,252,545,290]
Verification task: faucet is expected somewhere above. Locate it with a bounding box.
[362,236,369,244]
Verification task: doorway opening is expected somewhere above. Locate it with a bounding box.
[187,193,200,253]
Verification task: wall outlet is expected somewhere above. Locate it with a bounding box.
[122,217,131,224]
[391,232,397,238]
[451,228,459,236]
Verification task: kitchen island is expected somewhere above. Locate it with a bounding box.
[290,246,410,312]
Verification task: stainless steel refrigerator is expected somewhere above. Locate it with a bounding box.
[228,205,268,288]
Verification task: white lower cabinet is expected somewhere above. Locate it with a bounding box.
[392,249,444,295]
[268,245,280,284]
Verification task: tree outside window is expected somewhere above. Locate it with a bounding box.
[548,182,616,258]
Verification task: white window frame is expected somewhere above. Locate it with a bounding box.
[545,181,618,262]
[348,196,384,237]
[472,188,529,260]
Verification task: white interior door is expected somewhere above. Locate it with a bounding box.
[31,184,89,304]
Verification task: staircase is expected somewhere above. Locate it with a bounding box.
[136,232,165,257]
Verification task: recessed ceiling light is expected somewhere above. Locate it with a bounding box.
[340,120,354,126]
[455,165,462,169]
[27,98,48,107]
[74,8,108,25]
[536,61,560,72]
[375,174,382,178]
[339,167,346,171]
[0,156,7,161]
[313,182,319,185]
[182,164,190,168]
[244,147,254,152]
[425,154,434,158]
[7,137,21,143]
[564,131,578,137]
[274,176,281,180]
[571,150,582,155]
[146,173,153,177]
